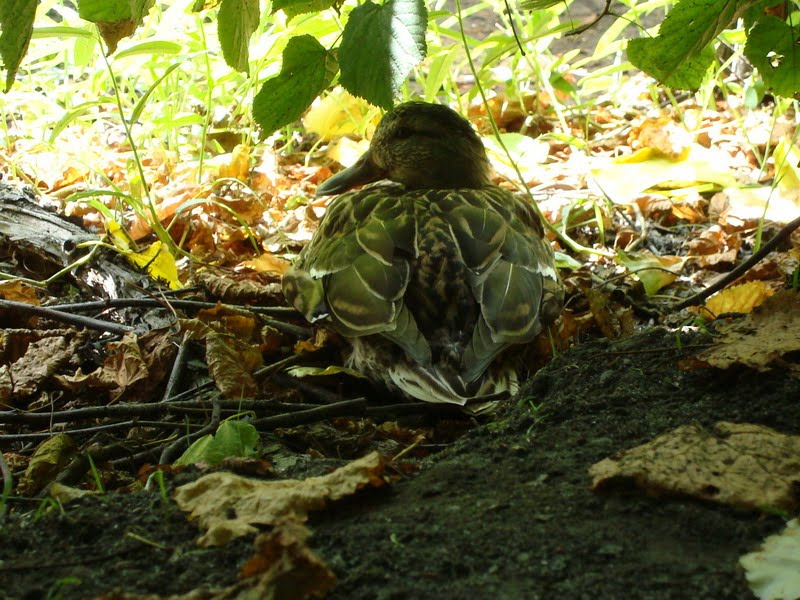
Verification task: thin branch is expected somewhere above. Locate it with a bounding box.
[566,0,614,36]
[0,299,133,335]
[673,214,800,311]
[251,398,367,428]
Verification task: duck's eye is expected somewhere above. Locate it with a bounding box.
[393,126,414,139]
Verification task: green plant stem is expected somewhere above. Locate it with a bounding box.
[454,0,609,258]
[98,32,176,254]
[197,15,213,183]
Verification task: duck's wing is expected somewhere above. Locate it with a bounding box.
[282,186,432,366]
[435,188,563,382]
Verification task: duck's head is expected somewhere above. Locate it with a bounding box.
[316,101,493,196]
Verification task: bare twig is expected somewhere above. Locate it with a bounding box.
[0,299,133,335]
[162,333,190,401]
[251,398,367,428]
[49,297,298,315]
[159,399,222,463]
[566,0,613,36]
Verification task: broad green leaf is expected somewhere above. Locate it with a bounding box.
[252,35,338,133]
[744,16,800,97]
[78,0,132,21]
[0,0,38,91]
[616,250,685,296]
[218,0,259,73]
[339,0,427,109]
[626,0,757,89]
[272,0,340,19]
[174,420,259,466]
[131,0,156,22]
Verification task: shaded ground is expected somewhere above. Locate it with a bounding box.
[2,328,797,599]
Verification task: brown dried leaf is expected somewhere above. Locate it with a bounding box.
[6,335,82,404]
[96,19,137,55]
[590,422,800,512]
[695,289,800,375]
[198,271,281,304]
[0,281,39,304]
[205,331,260,399]
[104,333,152,402]
[17,434,77,496]
[586,288,634,340]
[173,451,385,546]
[629,116,692,160]
[239,520,336,599]
[238,252,291,275]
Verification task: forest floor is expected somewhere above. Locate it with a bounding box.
[2,328,797,599]
[2,3,800,599]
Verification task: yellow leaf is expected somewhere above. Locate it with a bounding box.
[698,281,774,319]
[127,241,182,290]
[239,253,291,275]
[591,144,737,204]
[218,143,251,181]
[302,90,377,142]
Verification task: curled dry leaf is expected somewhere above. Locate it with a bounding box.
[239,519,336,599]
[173,451,385,546]
[2,333,84,405]
[590,422,800,512]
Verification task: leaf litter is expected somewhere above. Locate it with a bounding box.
[1,42,800,600]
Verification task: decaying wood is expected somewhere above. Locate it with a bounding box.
[0,182,151,297]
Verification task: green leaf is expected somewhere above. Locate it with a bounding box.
[272,0,340,19]
[252,34,338,134]
[744,16,800,97]
[626,0,756,89]
[130,0,156,22]
[174,420,259,467]
[287,365,368,378]
[0,0,38,92]
[113,40,183,59]
[339,0,427,109]
[218,0,260,73]
[616,250,685,296]
[31,26,96,40]
[78,0,132,21]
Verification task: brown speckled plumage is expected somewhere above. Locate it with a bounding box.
[283,102,563,408]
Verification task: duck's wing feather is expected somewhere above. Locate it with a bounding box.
[283,186,431,366]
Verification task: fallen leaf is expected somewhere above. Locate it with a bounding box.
[590,422,800,512]
[616,249,684,296]
[693,280,775,319]
[695,289,800,375]
[740,518,800,600]
[239,252,291,275]
[239,519,336,599]
[17,434,77,496]
[174,451,385,546]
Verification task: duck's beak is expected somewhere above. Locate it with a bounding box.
[316,150,386,196]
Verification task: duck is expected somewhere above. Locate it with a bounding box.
[282,101,563,410]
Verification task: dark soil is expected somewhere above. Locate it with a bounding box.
[2,328,798,599]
